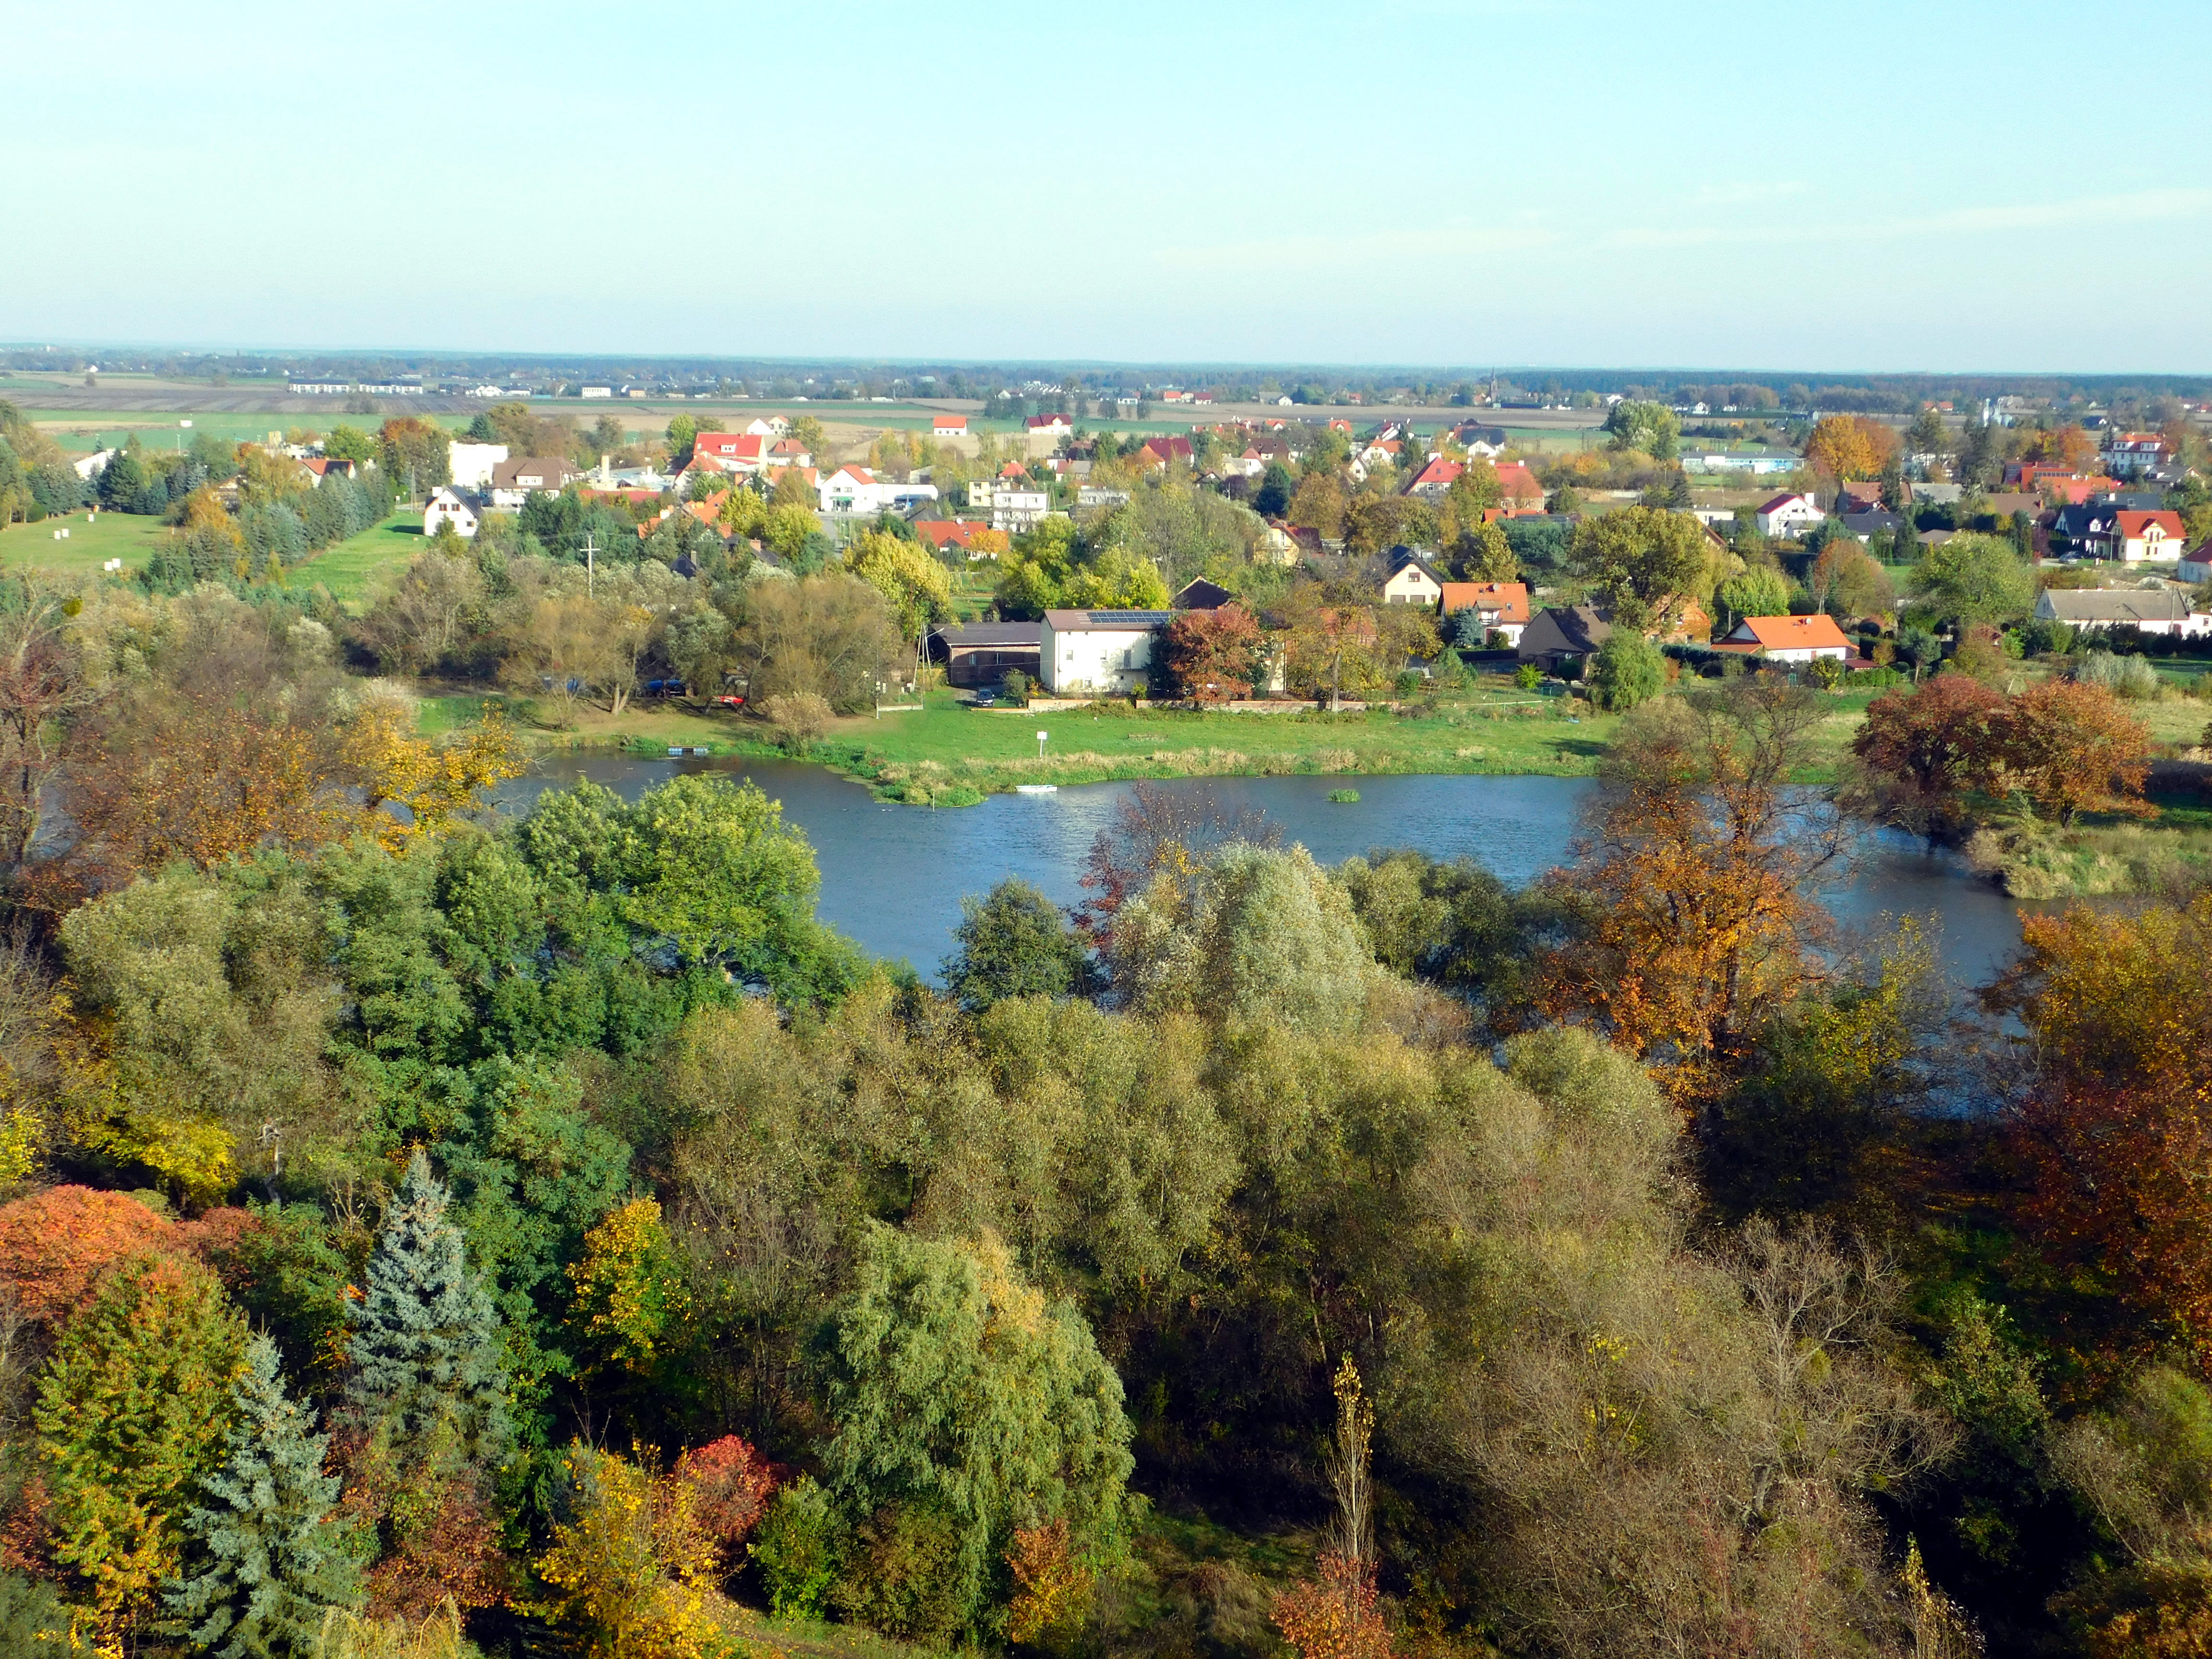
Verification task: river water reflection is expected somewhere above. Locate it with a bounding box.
[489,757,2030,988]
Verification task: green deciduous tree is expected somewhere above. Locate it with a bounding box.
[1567,507,1712,629]
[818,1226,1134,1640]
[165,1335,361,1658]
[1586,630,1664,711]
[1110,844,1376,1035]
[942,879,1092,1011]
[1907,531,2035,630]
[1602,399,1681,462]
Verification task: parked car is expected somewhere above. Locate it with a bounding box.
[971,690,998,708]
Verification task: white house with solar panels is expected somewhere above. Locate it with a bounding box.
[1040,609,1176,695]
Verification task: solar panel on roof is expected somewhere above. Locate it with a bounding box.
[1085,610,1173,623]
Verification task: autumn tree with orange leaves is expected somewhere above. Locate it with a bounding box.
[1993,892,2212,1366]
[1846,673,2008,846]
[1986,677,2152,827]
[1804,415,1899,482]
[1539,676,1841,1104]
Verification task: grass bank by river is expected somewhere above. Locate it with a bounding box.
[422,677,1901,803]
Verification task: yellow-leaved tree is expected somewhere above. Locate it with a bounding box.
[345,688,524,851]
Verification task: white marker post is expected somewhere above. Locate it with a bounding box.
[1036,729,1048,759]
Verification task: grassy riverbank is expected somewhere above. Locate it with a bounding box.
[421,676,1908,803]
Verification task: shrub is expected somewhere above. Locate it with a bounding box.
[2077,649,2163,701]
[830,1503,965,1643]
[1586,632,1663,712]
[1001,668,1031,703]
[672,1436,774,1569]
[1514,663,1542,691]
[533,1444,716,1659]
[760,692,834,754]
[750,1475,838,1619]
[818,1228,1134,1638]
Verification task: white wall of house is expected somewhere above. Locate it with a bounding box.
[1382,565,1443,604]
[423,488,478,538]
[989,490,1048,531]
[2120,523,2181,561]
[1755,496,1824,538]
[1041,619,1157,695]
[449,443,509,490]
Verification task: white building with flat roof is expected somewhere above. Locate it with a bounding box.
[448,443,509,490]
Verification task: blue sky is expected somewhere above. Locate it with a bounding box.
[7,0,2209,372]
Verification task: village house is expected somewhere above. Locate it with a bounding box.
[1040,608,1174,695]
[690,432,769,475]
[2035,588,2212,638]
[1174,577,1234,610]
[1381,550,1447,605]
[1407,457,1463,500]
[2177,542,2212,584]
[818,465,939,517]
[1439,580,1531,645]
[932,414,969,438]
[2100,509,2187,562]
[916,519,1006,560]
[929,620,1042,689]
[422,487,478,539]
[1717,613,1852,663]
[1492,460,1545,509]
[2102,432,2169,478]
[489,457,581,509]
[1755,492,1826,539]
[1838,509,1904,543]
[1517,605,1612,673]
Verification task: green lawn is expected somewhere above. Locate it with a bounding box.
[293,513,424,606]
[0,509,168,576]
[0,507,422,602]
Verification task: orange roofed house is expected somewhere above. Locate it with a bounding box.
[1717,613,1852,663]
[1438,580,1531,645]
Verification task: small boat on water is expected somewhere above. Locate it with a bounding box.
[1014,784,1058,794]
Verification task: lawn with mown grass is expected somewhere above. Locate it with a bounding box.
[0,508,169,576]
[417,677,1921,805]
[291,512,426,605]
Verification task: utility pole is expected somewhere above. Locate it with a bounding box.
[580,531,598,598]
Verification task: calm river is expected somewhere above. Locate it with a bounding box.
[487,758,2031,989]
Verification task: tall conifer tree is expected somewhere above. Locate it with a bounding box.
[344,1149,507,1459]
[166,1336,359,1657]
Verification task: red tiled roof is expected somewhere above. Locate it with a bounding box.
[1494,461,1542,501]
[1729,613,1852,651]
[1439,580,1530,623]
[694,433,766,461]
[2116,510,2184,537]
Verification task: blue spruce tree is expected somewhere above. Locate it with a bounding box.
[345,1148,508,1460]
[165,1336,360,1658]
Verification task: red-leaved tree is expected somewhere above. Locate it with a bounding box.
[1157,603,1266,701]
